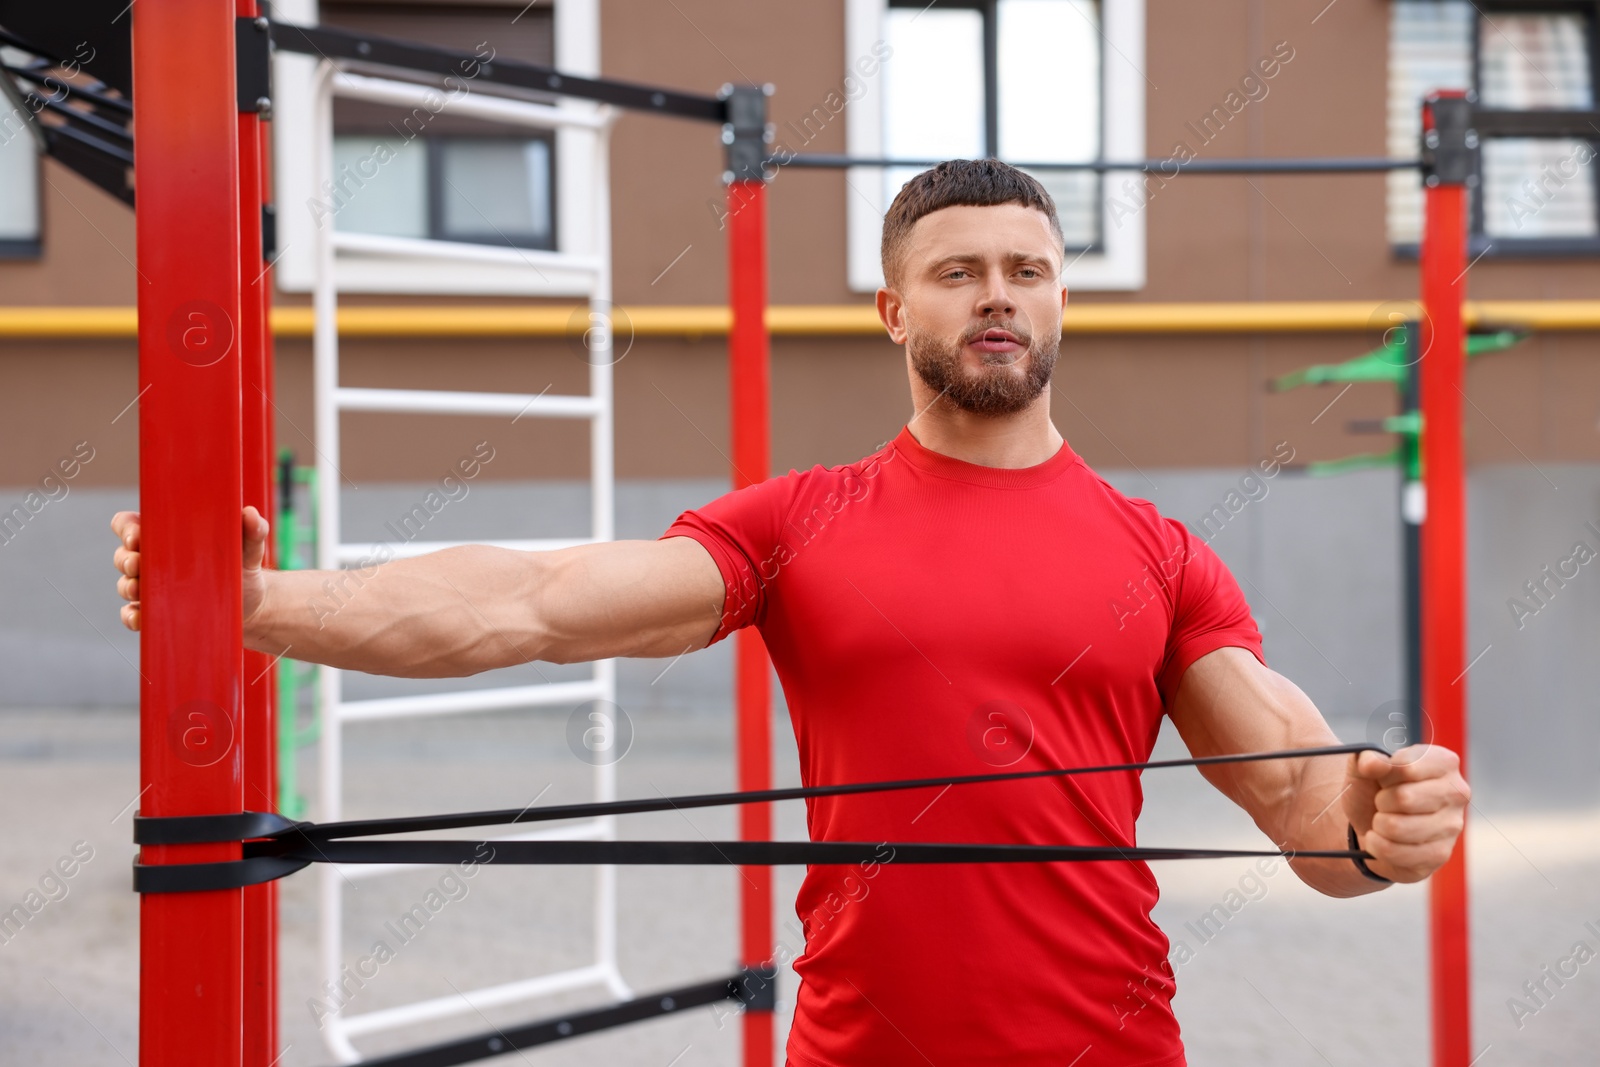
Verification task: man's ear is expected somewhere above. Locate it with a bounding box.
[877,287,909,345]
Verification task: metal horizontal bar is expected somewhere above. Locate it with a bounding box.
[348,974,747,1066]
[1473,108,1600,139]
[0,62,133,116]
[335,962,613,1040]
[331,229,603,272]
[335,538,593,565]
[331,71,610,131]
[337,679,607,723]
[35,96,131,143]
[335,819,609,882]
[40,120,133,165]
[334,386,600,418]
[776,153,1423,174]
[271,21,726,123]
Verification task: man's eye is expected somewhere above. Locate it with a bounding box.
[945,269,970,280]
[1017,267,1040,279]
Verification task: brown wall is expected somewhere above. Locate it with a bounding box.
[2,0,1596,489]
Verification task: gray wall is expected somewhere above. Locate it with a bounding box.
[3,465,1595,805]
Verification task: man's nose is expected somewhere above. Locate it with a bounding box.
[977,273,1016,317]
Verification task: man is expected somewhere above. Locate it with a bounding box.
[113,160,1467,1066]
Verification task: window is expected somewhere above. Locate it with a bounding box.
[271,0,600,294]
[1388,1,1599,252]
[330,132,555,250]
[0,47,41,257]
[847,0,1145,291]
[882,0,1101,249]
[324,3,556,251]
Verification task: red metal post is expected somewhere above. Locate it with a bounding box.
[133,1,247,1064]
[1419,92,1472,1067]
[237,3,279,1061]
[728,176,774,1067]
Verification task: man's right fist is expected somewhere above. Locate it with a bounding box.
[110,506,272,633]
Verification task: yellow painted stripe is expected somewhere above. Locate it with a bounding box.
[1,300,1598,338]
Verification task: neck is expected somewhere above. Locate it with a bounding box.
[904,392,1064,469]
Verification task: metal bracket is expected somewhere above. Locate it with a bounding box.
[1420,93,1477,188]
[730,961,779,1012]
[261,203,277,261]
[236,16,272,116]
[719,83,773,184]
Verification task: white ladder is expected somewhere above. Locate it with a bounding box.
[306,60,629,1063]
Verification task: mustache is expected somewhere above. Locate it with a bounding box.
[961,320,1033,345]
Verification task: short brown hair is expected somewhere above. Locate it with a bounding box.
[879,159,1064,288]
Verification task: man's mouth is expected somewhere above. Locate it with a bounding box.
[969,327,1024,355]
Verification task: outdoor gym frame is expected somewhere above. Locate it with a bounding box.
[104,6,1594,1066]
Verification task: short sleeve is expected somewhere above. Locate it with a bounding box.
[1155,518,1266,704]
[658,472,806,646]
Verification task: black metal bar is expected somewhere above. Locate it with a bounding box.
[39,120,132,167]
[1,64,133,116]
[1472,107,1600,139]
[0,27,59,63]
[1400,322,1425,749]
[269,22,726,124]
[33,95,132,143]
[771,153,1424,174]
[347,973,757,1067]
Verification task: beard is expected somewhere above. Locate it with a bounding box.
[907,317,1060,417]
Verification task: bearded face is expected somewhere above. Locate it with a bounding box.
[907,317,1060,417]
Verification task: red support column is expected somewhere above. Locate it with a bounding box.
[237,4,278,1062]
[1419,91,1472,1067]
[133,1,247,1065]
[728,176,774,1067]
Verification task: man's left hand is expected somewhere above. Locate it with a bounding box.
[1343,745,1469,884]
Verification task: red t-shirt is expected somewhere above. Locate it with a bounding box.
[661,426,1264,1067]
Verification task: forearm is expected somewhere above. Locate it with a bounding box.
[1171,648,1389,898]
[246,546,545,678]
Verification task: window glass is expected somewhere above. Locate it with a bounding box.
[1477,12,1596,240]
[882,8,986,208]
[1479,12,1593,108]
[331,135,429,239]
[439,138,553,245]
[1386,0,1474,244]
[1482,137,1597,238]
[0,47,40,245]
[998,0,1100,247]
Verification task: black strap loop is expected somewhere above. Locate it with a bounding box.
[133,855,312,894]
[132,742,1387,893]
[134,810,302,845]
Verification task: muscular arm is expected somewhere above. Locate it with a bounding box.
[114,507,726,677]
[1168,646,1467,897]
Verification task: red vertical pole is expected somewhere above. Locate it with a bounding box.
[1419,91,1472,1067]
[236,6,278,1064]
[728,175,774,1067]
[133,1,247,1064]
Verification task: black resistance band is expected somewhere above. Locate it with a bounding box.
[133,741,1386,894]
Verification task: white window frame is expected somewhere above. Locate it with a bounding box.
[272,0,601,295]
[844,0,1146,292]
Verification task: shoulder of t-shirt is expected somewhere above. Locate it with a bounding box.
[775,438,900,503]
[663,439,899,537]
[1072,460,1198,547]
